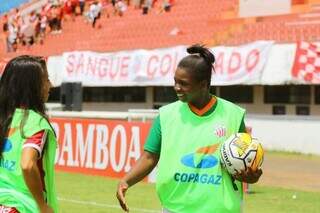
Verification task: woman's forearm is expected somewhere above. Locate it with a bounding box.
[123,151,159,187]
[21,148,47,209]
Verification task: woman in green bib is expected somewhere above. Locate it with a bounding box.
[116,45,262,213]
[0,56,58,213]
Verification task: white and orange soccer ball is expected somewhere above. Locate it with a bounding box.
[220,133,264,175]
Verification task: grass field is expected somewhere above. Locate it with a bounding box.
[56,152,320,213]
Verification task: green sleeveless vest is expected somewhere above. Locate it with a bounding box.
[157,97,245,213]
[0,109,58,213]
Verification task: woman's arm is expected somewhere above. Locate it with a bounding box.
[116,151,159,212]
[21,148,53,213]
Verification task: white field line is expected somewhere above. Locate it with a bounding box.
[58,197,161,213]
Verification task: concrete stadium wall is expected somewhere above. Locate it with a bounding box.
[246,115,320,155]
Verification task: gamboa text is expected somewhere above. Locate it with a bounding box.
[51,118,151,178]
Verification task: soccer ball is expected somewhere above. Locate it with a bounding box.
[220,133,264,175]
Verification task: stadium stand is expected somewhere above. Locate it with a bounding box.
[1,0,320,59]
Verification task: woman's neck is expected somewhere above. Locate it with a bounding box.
[190,93,212,110]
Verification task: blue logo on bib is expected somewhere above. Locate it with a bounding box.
[181,154,218,168]
[180,144,219,169]
[3,139,13,152]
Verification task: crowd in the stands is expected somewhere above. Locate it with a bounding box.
[1,0,174,53]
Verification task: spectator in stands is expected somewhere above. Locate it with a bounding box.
[1,14,8,34]
[71,0,79,16]
[29,11,37,24]
[115,0,127,17]
[12,8,21,24]
[159,0,173,13]
[111,0,116,7]
[0,55,58,213]
[116,44,262,213]
[39,13,48,44]
[48,5,62,34]
[7,19,18,52]
[86,1,102,28]
[63,0,76,21]
[20,18,35,49]
[93,1,102,28]
[142,0,152,15]
[79,0,86,15]
[132,0,142,9]
[163,0,171,12]
[1,14,10,52]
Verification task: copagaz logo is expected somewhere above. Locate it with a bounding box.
[174,144,222,185]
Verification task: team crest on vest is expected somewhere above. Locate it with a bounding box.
[214,125,226,138]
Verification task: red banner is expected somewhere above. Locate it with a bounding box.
[292,41,320,83]
[51,117,151,178]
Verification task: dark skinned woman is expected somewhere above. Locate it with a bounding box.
[116,44,262,213]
